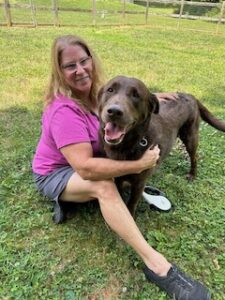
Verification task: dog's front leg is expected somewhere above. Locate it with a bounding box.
[127,176,146,218]
[115,178,131,206]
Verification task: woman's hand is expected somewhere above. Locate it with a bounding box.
[154,92,178,101]
[138,145,160,173]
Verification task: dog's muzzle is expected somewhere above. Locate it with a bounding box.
[104,122,126,145]
[101,103,136,145]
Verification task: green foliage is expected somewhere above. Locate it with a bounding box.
[0,20,225,299]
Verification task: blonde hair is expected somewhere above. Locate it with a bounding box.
[44,35,105,110]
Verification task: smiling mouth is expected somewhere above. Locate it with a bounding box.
[104,122,127,145]
[75,76,89,82]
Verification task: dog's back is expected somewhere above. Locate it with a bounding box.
[148,94,199,161]
[149,93,225,179]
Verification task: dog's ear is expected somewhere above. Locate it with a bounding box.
[149,93,159,114]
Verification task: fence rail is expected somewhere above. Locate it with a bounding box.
[1,0,225,34]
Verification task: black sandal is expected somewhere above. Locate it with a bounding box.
[52,201,66,224]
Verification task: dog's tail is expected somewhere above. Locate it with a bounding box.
[197,100,225,132]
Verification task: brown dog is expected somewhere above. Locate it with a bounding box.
[98,75,225,217]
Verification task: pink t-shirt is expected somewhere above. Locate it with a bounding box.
[32,95,101,175]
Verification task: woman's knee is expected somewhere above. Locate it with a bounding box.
[94,179,118,200]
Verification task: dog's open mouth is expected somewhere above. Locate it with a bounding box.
[104,122,126,145]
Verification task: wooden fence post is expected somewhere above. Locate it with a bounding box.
[92,0,96,25]
[216,1,225,34]
[3,0,12,27]
[179,0,185,18]
[177,0,185,29]
[52,0,59,27]
[30,0,37,27]
[122,0,125,20]
[145,0,149,24]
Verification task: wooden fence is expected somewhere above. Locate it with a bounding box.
[1,0,225,34]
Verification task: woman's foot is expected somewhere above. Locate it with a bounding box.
[144,264,211,300]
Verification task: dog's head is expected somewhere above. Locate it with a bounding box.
[98,75,159,145]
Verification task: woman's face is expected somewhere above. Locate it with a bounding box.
[60,44,93,99]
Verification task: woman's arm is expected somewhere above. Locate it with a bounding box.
[60,143,160,181]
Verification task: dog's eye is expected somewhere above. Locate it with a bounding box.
[107,87,114,93]
[132,88,139,98]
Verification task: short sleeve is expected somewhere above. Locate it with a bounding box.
[50,105,90,149]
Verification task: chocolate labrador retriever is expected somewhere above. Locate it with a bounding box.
[98,75,225,217]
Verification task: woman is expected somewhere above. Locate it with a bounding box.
[32,35,210,300]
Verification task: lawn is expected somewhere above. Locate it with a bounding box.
[0,20,225,300]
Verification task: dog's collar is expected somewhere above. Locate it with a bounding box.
[139,137,148,147]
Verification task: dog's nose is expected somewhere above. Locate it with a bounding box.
[107,105,123,117]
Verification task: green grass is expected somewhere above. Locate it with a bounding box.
[0,20,225,300]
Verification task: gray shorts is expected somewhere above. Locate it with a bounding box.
[33,166,74,202]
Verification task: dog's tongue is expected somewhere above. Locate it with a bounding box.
[104,122,125,141]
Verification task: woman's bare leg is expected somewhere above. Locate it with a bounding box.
[61,173,171,276]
